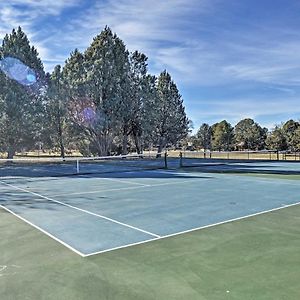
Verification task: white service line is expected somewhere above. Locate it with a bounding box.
[0,180,161,238]
[82,176,151,187]
[0,204,85,257]
[51,185,151,197]
[84,200,300,257]
[154,169,212,177]
[50,178,209,197]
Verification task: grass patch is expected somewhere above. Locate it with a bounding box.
[1,204,300,299]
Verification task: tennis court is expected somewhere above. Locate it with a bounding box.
[1,156,300,257]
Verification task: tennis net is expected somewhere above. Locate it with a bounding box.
[0,152,168,179]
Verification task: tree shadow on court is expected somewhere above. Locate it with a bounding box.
[0,192,60,210]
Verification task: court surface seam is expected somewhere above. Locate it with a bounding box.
[0,180,161,238]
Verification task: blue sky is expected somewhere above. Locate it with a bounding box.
[1,0,300,132]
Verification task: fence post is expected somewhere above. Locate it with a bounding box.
[164,151,168,169]
[179,152,183,168]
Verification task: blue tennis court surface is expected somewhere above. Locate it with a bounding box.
[1,163,300,256]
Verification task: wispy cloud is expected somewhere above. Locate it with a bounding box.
[0,0,80,69]
[55,0,300,89]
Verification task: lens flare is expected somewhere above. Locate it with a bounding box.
[82,107,96,123]
[26,73,36,83]
[69,97,98,127]
[0,56,37,86]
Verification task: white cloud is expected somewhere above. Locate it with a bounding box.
[1,0,80,17]
[0,0,80,69]
[52,0,300,88]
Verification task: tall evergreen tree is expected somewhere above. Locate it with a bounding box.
[234,118,266,150]
[211,120,233,151]
[196,123,212,151]
[80,26,130,156]
[62,49,91,154]
[139,74,159,150]
[44,65,69,158]
[63,49,85,98]
[291,128,300,151]
[126,51,149,154]
[265,126,287,151]
[117,50,147,155]
[282,119,300,151]
[0,27,45,158]
[155,70,190,156]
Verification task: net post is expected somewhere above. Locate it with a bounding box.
[76,159,80,174]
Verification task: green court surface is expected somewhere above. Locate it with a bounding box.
[1,202,300,300]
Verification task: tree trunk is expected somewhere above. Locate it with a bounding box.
[59,138,65,159]
[122,133,128,155]
[57,110,65,159]
[58,128,65,159]
[7,145,15,159]
[156,137,165,158]
[133,132,141,154]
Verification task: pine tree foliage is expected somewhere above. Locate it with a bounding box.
[126,51,150,154]
[44,65,69,157]
[63,49,85,97]
[282,119,300,151]
[155,70,190,155]
[196,123,211,150]
[0,27,45,158]
[265,126,287,151]
[234,118,267,150]
[0,26,190,157]
[70,27,130,155]
[211,120,234,151]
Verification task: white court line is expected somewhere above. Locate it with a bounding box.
[84,200,300,257]
[0,180,160,238]
[50,178,210,197]
[79,174,149,186]
[51,185,152,197]
[0,204,85,257]
[154,169,211,177]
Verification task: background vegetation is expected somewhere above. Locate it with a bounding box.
[1,27,299,159]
